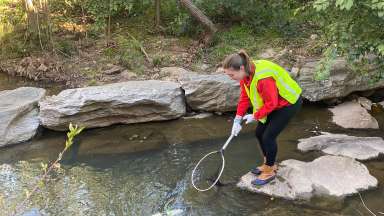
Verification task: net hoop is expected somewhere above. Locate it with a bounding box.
[191,150,225,192]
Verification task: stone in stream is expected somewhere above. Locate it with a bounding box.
[328,100,379,129]
[0,87,46,147]
[379,101,384,108]
[298,132,384,160]
[357,97,373,111]
[296,57,384,102]
[178,72,240,112]
[39,80,186,131]
[237,155,377,200]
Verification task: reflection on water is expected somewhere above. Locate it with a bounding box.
[0,73,383,215]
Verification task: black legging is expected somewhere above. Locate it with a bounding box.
[255,96,302,166]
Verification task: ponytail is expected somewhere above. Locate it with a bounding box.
[238,49,251,75]
[222,49,252,75]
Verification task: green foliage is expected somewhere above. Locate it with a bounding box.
[309,0,384,60]
[207,25,286,64]
[314,45,337,81]
[207,26,257,62]
[65,123,84,150]
[1,0,383,84]
[1,0,27,58]
[54,40,75,57]
[104,35,146,72]
[193,0,303,37]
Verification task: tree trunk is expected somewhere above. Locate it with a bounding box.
[155,0,161,27]
[25,0,38,33]
[179,0,217,34]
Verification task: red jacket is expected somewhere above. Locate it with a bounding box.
[236,63,290,120]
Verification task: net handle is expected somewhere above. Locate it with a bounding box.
[221,134,234,152]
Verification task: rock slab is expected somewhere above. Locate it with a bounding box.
[0,87,46,147]
[178,73,240,112]
[298,132,384,160]
[237,155,377,200]
[329,100,379,129]
[39,80,186,131]
[296,57,384,102]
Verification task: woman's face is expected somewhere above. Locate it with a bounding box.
[224,66,247,81]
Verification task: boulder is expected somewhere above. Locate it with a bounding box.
[259,48,277,59]
[237,155,377,200]
[0,87,46,147]
[39,80,186,131]
[178,73,240,112]
[296,58,384,101]
[329,100,379,129]
[159,67,190,81]
[298,132,384,160]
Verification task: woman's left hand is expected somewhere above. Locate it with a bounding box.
[243,114,257,124]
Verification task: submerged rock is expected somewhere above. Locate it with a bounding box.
[39,80,186,131]
[237,155,377,200]
[298,132,384,160]
[178,73,239,112]
[329,100,379,129]
[0,87,46,147]
[182,112,213,119]
[296,58,384,102]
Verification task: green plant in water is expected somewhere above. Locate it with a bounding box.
[13,123,84,216]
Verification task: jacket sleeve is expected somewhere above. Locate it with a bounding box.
[254,78,279,120]
[236,80,250,117]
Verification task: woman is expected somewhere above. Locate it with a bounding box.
[222,50,302,186]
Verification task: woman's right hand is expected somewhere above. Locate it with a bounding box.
[231,115,243,136]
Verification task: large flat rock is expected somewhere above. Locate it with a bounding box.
[39,80,186,131]
[237,155,377,200]
[329,100,379,129]
[0,87,46,147]
[178,73,240,112]
[298,132,384,160]
[296,58,384,101]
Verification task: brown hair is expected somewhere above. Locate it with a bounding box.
[222,49,252,75]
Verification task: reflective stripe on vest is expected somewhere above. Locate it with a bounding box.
[256,69,300,98]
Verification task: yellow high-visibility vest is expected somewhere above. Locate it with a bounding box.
[243,60,302,123]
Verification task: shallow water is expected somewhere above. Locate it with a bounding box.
[0,72,64,94]
[0,74,383,216]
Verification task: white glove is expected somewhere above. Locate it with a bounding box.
[231,116,242,136]
[243,114,256,124]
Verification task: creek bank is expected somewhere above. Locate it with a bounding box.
[0,87,46,147]
[237,155,378,200]
[1,63,384,142]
